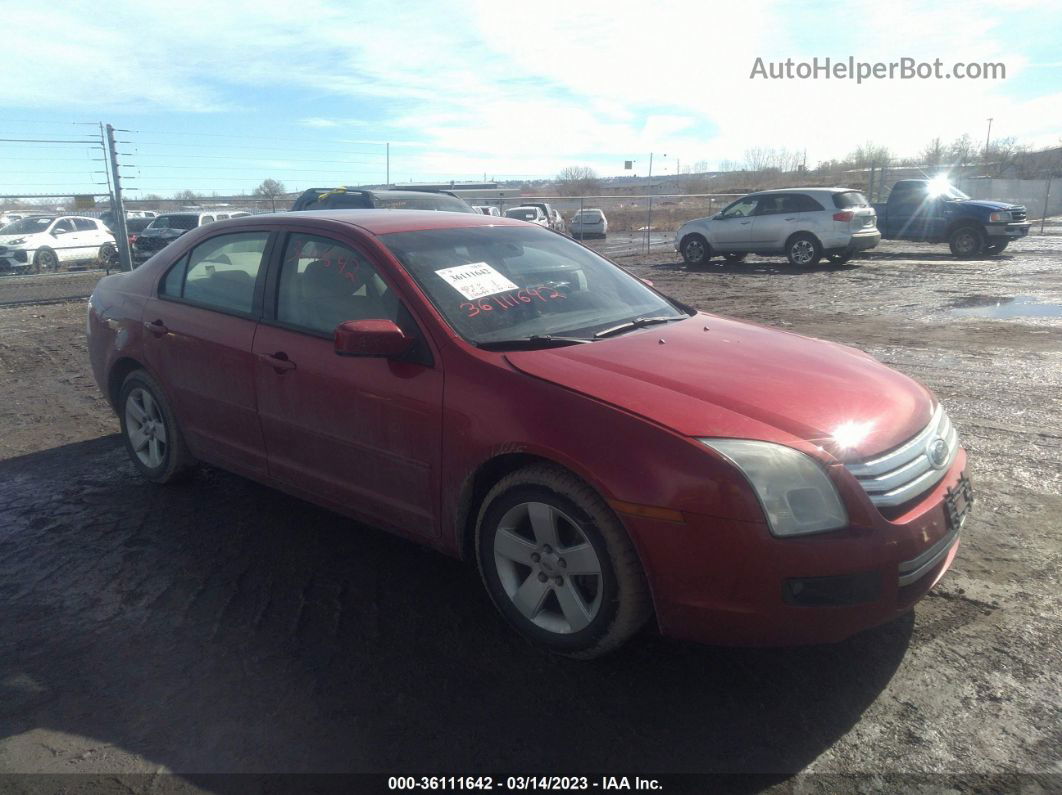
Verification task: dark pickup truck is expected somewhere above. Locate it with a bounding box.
[873,179,1030,257]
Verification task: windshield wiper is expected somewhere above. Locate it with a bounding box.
[475,335,592,351]
[593,315,683,339]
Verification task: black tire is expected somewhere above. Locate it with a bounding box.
[786,233,822,268]
[722,252,747,263]
[949,225,985,258]
[117,370,193,484]
[475,464,651,659]
[680,234,711,266]
[985,240,1009,255]
[33,248,57,274]
[98,242,118,269]
[826,252,852,265]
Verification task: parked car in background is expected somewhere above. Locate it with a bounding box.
[473,205,502,217]
[292,187,477,213]
[504,205,550,227]
[0,214,115,273]
[0,212,26,227]
[872,178,1030,257]
[568,208,608,239]
[518,202,564,232]
[675,188,880,268]
[132,212,248,263]
[88,210,970,658]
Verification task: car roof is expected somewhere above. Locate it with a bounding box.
[221,209,529,236]
[749,187,857,196]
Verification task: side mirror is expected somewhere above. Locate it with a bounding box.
[52,228,68,236]
[334,318,414,358]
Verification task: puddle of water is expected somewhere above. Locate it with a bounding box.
[949,295,1062,318]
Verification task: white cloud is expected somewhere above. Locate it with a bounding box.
[2,0,1059,183]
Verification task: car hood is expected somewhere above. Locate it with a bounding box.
[504,314,933,461]
[0,234,39,246]
[958,199,1022,211]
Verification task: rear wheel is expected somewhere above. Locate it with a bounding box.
[985,240,1009,255]
[680,234,711,266]
[786,233,822,268]
[475,464,651,658]
[949,225,985,258]
[118,370,192,484]
[98,242,118,269]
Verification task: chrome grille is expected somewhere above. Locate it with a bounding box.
[1011,207,1027,222]
[845,405,959,508]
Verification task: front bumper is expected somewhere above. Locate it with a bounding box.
[986,222,1030,239]
[0,249,31,272]
[621,449,968,646]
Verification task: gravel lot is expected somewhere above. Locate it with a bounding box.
[0,232,1059,791]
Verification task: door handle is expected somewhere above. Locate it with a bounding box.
[740,220,751,225]
[784,217,797,221]
[143,319,169,336]
[258,352,296,373]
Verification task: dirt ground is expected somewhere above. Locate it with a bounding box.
[0,232,1059,791]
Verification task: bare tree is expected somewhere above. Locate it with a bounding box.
[950,134,975,169]
[254,178,287,211]
[920,137,946,168]
[555,166,600,196]
[984,137,1026,177]
[173,189,200,203]
[849,142,891,169]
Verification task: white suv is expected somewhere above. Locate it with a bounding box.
[675,188,880,268]
[0,215,116,274]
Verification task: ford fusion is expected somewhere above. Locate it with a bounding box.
[87,210,972,657]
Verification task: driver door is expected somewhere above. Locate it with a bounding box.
[49,218,78,263]
[712,197,759,250]
[252,229,444,539]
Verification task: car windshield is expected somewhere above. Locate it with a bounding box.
[574,211,602,221]
[925,178,970,200]
[2,216,53,234]
[373,193,476,213]
[381,225,687,344]
[505,209,538,220]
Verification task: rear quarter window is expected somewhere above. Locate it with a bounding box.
[833,191,869,209]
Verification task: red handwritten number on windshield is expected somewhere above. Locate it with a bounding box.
[460,287,565,318]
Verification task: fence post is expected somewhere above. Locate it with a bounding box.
[105,124,132,272]
[1041,177,1051,235]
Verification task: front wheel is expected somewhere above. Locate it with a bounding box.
[33,248,58,273]
[786,233,822,268]
[475,465,651,658]
[680,234,710,267]
[985,240,1009,255]
[118,370,192,483]
[98,242,118,269]
[949,225,985,258]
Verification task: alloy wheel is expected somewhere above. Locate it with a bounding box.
[492,501,604,634]
[124,387,168,469]
[791,239,816,265]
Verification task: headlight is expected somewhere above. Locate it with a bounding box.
[700,439,848,537]
[8,238,26,245]
[988,211,1010,223]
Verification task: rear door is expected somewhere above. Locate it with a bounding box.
[251,228,444,537]
[749,194,791,248]
[141,229,275,478]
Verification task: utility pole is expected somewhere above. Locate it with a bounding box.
[984,118,993,161]
[386,142,390,187]
[105,123,132,272]
[645,153,654,255]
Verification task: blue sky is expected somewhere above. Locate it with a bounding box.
[2,0,1060,198]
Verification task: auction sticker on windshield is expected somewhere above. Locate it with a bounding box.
[435,262,519,300]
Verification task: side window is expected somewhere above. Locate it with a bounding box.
[73,218,97,231]
[53,219,75,234]
[786,194,825,213]
[721,198,758,218]
[216,214,229,220]
[160,254,189,297]
[755,196,786,215]
[179,232,269,314]
[276,233,399,335]
[201,215,215,224]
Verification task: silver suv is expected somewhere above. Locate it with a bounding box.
[675,188,880,268]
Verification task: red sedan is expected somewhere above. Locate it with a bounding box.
[87,210,972,657]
